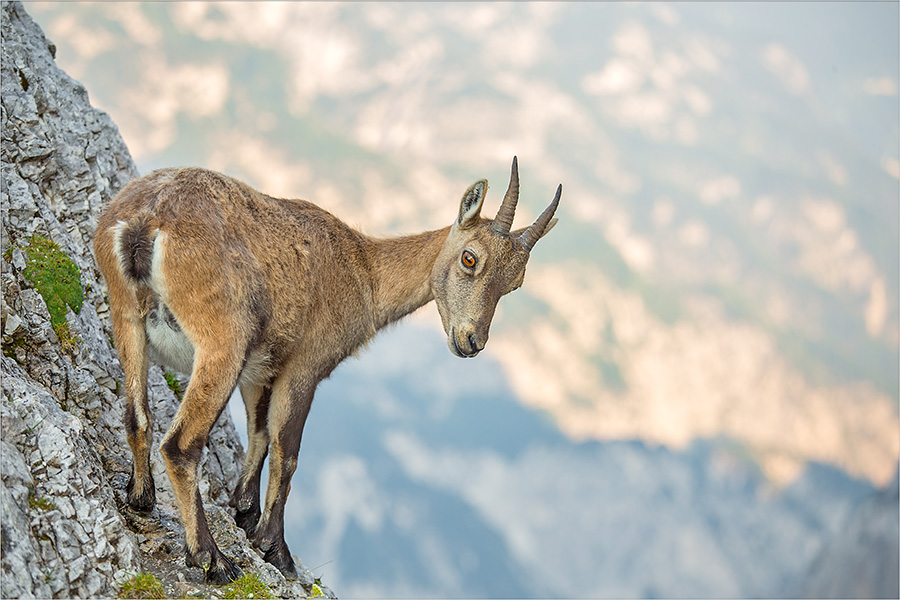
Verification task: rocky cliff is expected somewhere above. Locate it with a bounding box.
[1,3,332,597]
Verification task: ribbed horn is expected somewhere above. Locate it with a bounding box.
[491,156,519,235]
[518,183,561,252]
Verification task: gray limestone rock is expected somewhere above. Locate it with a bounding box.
[0,2,334,597]
[1,358,141,598]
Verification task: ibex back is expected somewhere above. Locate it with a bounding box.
[93,157,560,583]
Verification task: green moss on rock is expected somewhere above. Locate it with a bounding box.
[21,235,83,346]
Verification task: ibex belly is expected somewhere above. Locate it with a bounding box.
[146,297,273,388]
[146,298,195,375]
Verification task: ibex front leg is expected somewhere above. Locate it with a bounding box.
[250,371,315,579]
[160,348,245,584]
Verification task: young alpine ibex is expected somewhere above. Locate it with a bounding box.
[94,157,560,584]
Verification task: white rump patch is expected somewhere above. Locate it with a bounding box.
[149,231,169,302]
[111,220,131,280]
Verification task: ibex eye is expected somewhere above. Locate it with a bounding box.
[461,250,477,269]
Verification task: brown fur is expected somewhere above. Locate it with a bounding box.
[93,159,559,582]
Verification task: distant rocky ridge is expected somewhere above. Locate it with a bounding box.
[799,471,899,598]
[0,3,332,597]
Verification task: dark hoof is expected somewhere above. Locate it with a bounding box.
[185,547,243,584]
[231,486,261,536]
[184,547,209,569]
[125,472,156,512]
[234,506,261,536]
[205,553,243,585]
[250,530,297,579]
[264,541,298,580]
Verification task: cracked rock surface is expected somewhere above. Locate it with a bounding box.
[1,2,334,597]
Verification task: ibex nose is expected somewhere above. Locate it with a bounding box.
[467,332,483,356]
[450,327,485,358]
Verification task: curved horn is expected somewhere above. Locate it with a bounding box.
[490,156,520,235]
[518,183,561,252]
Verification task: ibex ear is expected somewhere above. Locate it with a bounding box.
[512,217,558,241]
[456,180,487,229]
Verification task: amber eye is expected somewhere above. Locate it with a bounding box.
[461,250,477,269]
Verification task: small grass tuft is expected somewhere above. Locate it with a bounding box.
[222,573,275,599]
[28,492,57,512]
[55,322,80,353]
[118,571,166,599]
[163,371,184,400]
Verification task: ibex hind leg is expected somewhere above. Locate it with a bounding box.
[97,216,158,512]
[107,282,155,511]
[160,348,246,584]
[230,383,271,536]
[250,374,315,579]
[123,359,155,512]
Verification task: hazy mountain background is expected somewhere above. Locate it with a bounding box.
[28,2,898,597]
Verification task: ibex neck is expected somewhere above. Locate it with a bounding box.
[369,226,450,330]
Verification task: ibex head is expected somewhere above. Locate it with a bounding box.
[431,157,561,358]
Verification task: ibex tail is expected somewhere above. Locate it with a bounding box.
[114,213,157,284]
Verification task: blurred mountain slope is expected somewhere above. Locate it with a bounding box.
[799,471,900,598]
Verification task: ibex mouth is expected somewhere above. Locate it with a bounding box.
[450,328,480,358]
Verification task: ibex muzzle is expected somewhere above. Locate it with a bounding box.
[93,157,560,584]
[432,157,560,357]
